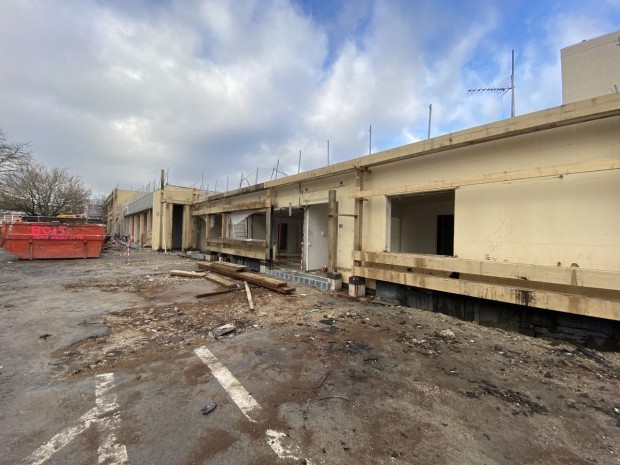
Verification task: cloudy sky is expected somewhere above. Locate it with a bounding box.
[0,0,618,196]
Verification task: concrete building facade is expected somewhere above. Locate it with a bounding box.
[124,185,202,250]
[192,93,620,342]
[103,188,136,238]
[561,30,620,103]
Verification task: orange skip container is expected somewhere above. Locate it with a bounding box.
[0,219,106,260]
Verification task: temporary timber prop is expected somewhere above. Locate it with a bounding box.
[196,261,295,294]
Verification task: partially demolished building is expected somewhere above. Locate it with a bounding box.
[192,93,620,344]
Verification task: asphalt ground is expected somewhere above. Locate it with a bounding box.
[1,249,619,465]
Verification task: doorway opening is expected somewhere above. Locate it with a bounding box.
[273,207,304,268]
[171,204,184,249]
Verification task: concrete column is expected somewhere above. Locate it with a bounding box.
[348,276,366,298]
[327,272,342,291]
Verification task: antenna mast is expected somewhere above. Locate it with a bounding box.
[468,49,515,118]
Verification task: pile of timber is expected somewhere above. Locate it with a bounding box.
[169,269,238,288]
[196,261,295,294]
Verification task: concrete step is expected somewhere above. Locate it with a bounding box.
[265,269,328,290]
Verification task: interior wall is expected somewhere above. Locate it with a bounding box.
[172,204,183,249]
[250,213,267,240]
[208,214,222,238]
[273,209,303,257]
[390,191,455,254]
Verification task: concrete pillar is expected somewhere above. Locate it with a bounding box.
[327,272,342,291]
[348,276,366,298]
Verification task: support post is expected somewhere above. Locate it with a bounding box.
[353,168,365,253]
[265,204,272,261]
[327,189,338,272]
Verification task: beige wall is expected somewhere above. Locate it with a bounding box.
[561,30,620,104]
[104,188,136,236]
[456,170,620,270]
[358,116,620,272]
[193,98,620,277]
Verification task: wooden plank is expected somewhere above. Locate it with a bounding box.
[249,274,287,287]
[169,270,207,278]
[263,94,620,190]
[202,244,268,260]
[357,96,620,170]
[350,157,620,199]
[193,199,269,216]
[353,266,620,322]
[236,271,295,294]
[197,261,247,272]
[354,251,620,292]
[197,262,295,294]
[196,287,245,298]
[204,272,238,288]
[244,281,255,311]
[205,237,267,247]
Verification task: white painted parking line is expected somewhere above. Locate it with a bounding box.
[266,429,314,464]
[194,346,262,422]
[23,373,128,465]
[23,407,100,465]
[194,346,313,464]
[95,373,128,465]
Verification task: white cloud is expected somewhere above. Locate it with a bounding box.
[0,0,617,195]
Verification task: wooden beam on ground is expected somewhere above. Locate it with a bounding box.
[195,287,244,298]
[353,251,620,291]
[197,261,247,272]
[350,157,620,199]
[204,272,238,288]
[353,266,620,321]
[197,261,295,294]
[244,281,255,311]
[169,270,207,278]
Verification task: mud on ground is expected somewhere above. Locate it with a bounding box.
[2,249,619,465]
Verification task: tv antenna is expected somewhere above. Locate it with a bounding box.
[468,49,515,118]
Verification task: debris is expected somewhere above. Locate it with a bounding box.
[200,402,217,415]
[39,334,52,340]
[319,319,334,326]
[212,324,236,337]
[576,346,605,364]
[313,370,331,389]
[169,270,207,278]
[244,281,255,311]
[439,329,456,339]
[161,311,182,318]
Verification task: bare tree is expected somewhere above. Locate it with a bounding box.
[0,128,32,183]
[0,163,91,216]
